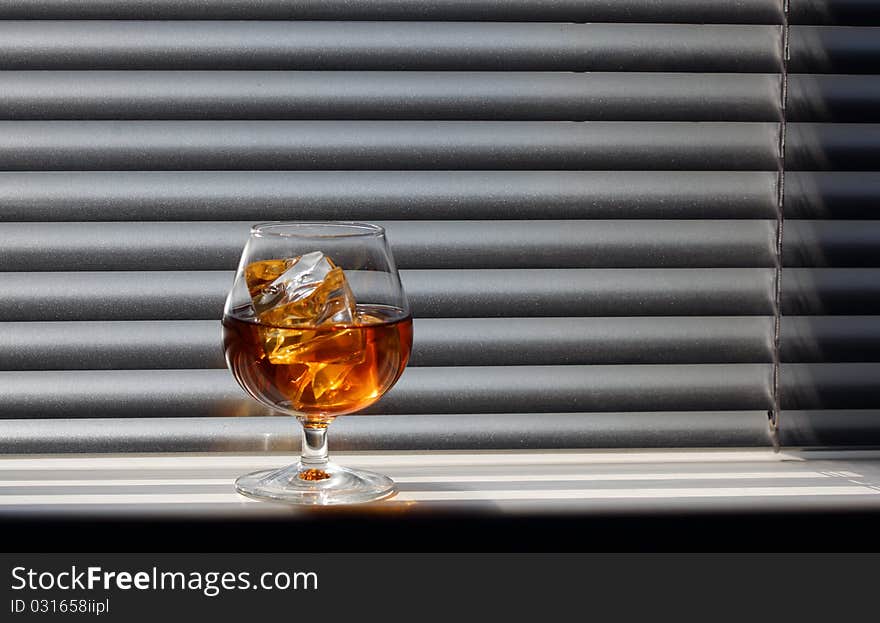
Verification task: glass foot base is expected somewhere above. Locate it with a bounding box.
[235,462,397,506]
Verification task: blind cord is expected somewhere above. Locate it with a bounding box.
[770,0,791,448]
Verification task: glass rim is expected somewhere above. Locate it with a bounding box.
[250,221,385,239]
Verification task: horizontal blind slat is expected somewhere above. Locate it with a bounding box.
[0,70,880,122]
[789,26,880,73]
[783,220,880,266]
[0,365,774,417]
[0,364,873,416]
[0,71,782,122]
[778,410,880,447]
[0,172,854,220]
[791,1,880,25]
[3,71,875,123]
[0,171,780,221]
[0,27,860,76]
[0,317,774,369]
[0,22,782,72]
[0,413,775,454]
[786,123,880,170]
[0,220,779,270]
[785,172,880,218]
[0,316,880,370]
[783,363,880,409]
[0,320,226,370]
[782,268,880,314]
[0,1,784,23]
[0,269,874,318]
[3,316,878,370]
[781,316,880,362]
[0,269,777,319]
[0,121,781,171]
[2,1,876,26]
[4,220,876,269]
[787,74,880,122]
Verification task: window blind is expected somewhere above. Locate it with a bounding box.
[0,0,877,452]
[780,1,880,447]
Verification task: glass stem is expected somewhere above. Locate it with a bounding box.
[298,418,330,474]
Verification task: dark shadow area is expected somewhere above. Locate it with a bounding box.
[4,508,880,552]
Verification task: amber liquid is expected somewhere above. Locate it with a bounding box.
[223,304,412,423]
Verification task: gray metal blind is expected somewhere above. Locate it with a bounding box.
[0,0,877,452]
[778,1,880,447]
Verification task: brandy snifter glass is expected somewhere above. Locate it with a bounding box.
[222,222,412,505]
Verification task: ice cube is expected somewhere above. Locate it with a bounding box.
[259,326,365,366]
[246,253,364,376]
[244,259,290,298]
[310,363,356,400]
[248,251,357,327]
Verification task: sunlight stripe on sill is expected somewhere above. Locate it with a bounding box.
[394,486,880,501]
[0,485,878,505]
[0,493,257,505]
[0,471,863,488]
[0,471,859,488]
[392,471,858,483]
